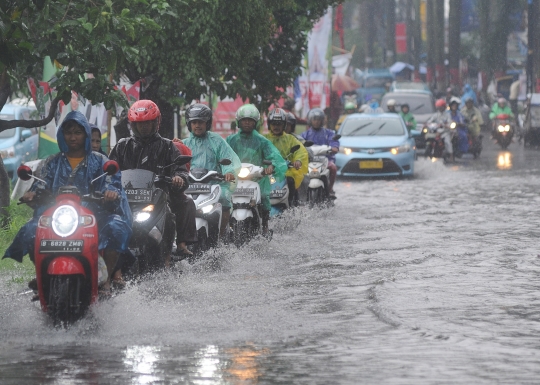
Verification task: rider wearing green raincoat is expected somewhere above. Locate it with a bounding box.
[226,104,287,234]
[182,104,242,237]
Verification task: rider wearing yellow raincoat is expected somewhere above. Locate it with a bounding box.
[264,108,308,206]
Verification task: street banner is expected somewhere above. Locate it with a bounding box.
[297,7,333,118]
[332,53,352,76]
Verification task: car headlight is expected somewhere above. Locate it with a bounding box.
[340,147,352,155]
[390,144,411,155]
[0,146,15,159]
[52,205,79,237]
[238,167,251,178]
[135,212,151,223]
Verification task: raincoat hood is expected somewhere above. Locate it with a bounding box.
[57,111,92,154]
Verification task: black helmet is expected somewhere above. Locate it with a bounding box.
[186,103,213,132]
[286,112,297,132]
[268,108,287,125]
[401,103,409,109]
[307,108,325,126]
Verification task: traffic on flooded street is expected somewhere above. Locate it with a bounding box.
[2,138,540,384]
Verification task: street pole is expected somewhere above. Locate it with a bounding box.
[527,0,535,95]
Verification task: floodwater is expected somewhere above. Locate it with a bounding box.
[2,137,540,384]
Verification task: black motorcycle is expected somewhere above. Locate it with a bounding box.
[121,156,191,274]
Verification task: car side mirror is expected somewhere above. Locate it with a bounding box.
[290,144,300,154]
[219,158,232,166]
[103,160,120,175]
[17,165,33,181]
[20,129,32,141]
[262,160,273,166]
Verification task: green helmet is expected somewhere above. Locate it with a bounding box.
[344,101,357,111]
[236,104,260,127]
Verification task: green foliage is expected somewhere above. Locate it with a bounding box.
[0,200,34,283]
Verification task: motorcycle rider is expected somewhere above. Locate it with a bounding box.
[182,103,242,238]
[264,108,309,206]
[108,100,197,260]
[387,99,398,113]
[399,103,417,131]
[427,99,454,162]
[489,97,514,136]
[3,111,132,293]
[301,108,340,198]
[226,104,287,236]
[460,97,484,140]
[335,101,357,131]
[448,99,468,158]
[459,83,478,109]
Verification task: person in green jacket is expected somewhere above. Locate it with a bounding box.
[226,104,287,236]
[264,108,309,206]
[399,103,417,131]
[489,98,514,120]
[182,103,242,238]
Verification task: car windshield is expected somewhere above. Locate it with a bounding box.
[383,95,434,114]
[340,117,405,137]
[0,114,15,138]
[365,77,393,88]
[394,82,428,90]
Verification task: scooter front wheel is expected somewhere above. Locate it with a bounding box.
[189,228,208,263]
[231,218,248,248]
[48,275,85,327]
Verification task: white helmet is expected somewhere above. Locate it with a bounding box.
[387,99,396,107]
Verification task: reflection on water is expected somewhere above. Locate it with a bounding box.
[225,345,268,385]
[194,345,222,384]
[123,345,161,384]
[497,152,512,169]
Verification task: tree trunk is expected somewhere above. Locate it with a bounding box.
[0,157,10,228]
[139,77,175,140]
[434,0,446,92]
[426,0,436,87]
[448,0,462,87]
[385,0,396,66]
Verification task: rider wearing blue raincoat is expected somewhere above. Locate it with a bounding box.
[182,104,242,237]
[226,104,287,235]
[3,111,132,287]
[460,84,478,108]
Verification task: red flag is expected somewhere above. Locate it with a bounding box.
[334,4,344,50]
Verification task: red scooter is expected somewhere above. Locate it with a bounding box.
[17,160,119,326]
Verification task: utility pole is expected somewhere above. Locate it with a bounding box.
[527,0,536,94]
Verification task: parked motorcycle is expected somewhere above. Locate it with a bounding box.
[121,156,191,274]
[230,160,272,247]
[16,160,119,326]
[185,159,232,257]
[493,113,514,150]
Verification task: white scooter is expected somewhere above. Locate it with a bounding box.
[304,136,340,206]
[230,160,272,247]
[185,159,232,259]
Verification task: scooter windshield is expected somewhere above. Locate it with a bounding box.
[122,169,155,202]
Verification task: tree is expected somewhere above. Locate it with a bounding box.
[0,0,162,222]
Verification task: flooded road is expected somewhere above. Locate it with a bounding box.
[2,137,540,384]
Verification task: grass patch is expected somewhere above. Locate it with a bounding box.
[0,201,36,283]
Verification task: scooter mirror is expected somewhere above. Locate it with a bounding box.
[303,140,314,147]
[219,158,232,166]
[103,160,120,176]
[17,165,33,181]
[333,134,342,140]
[262,160,273,166]
[173,155,193,167]
[290,145,300,154]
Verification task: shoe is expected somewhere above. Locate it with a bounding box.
[28,278,37,291]
[112,278,126,291]
[262,229,273,241]
[31,294,40,302]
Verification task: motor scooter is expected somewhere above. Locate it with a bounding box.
[185,158,232,257]
[493,113,514,150]
[269,144,301,217]
[423,123,446,159]
[16,160,119,326]
[121,156,191,274]
[230,160,272,247]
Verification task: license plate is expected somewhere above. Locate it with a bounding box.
[186,184,211,193]
[125,188,152,202]
[234,188,255,196]
[270,189,286,198]
[39,240,84,253]
[359,160,383,169]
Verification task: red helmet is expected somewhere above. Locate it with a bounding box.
[435,99,447,108]
[128,100,161,122]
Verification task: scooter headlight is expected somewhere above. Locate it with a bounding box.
[270,176,276,184]
[201,204,213,214]
[504,125,510,132]
[238,167,251,178]
[498,125,505,132]
[135,212,151,223]
[450,122,456,129]
[51,205,79,237]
